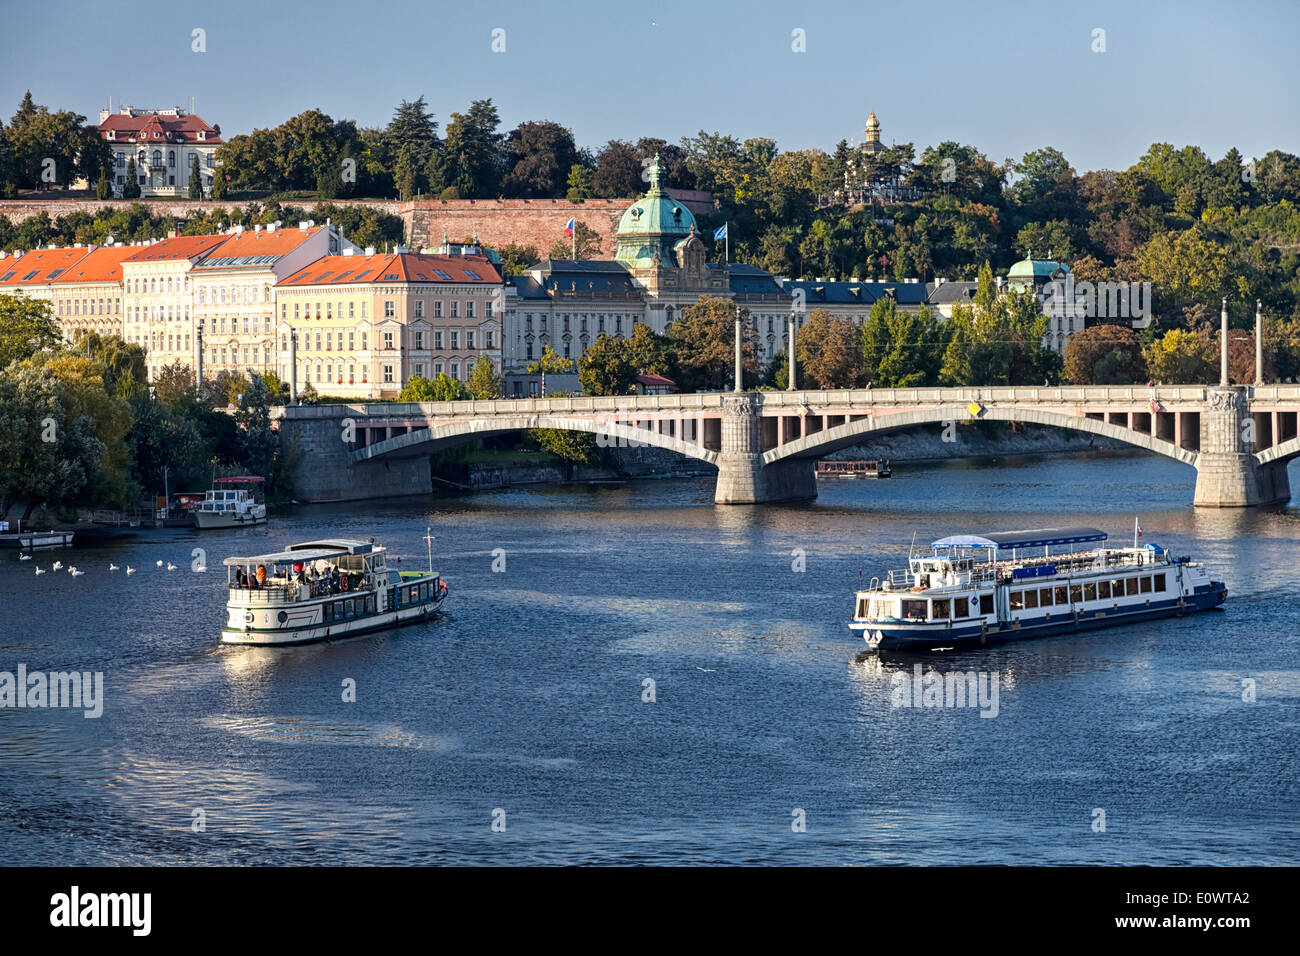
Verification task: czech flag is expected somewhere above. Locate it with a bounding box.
[564,217,575,236]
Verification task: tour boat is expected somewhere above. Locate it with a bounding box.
[220,538,446,646]
[194,476,267,529]
[817,460,891,479]
[850,526,1226,650]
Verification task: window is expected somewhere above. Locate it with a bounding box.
[1024,590,1039,609]
[1070,584,1082,604]
[383,364,394,383]
[434,330,443,349]
[1126,577,1139,596]
[1154,574,1166,592]
[1054,586,1068,605]
[1098,581,1111,600]
[902,600,927,621]
[434,301,443,318]
[466,301,475,318]
[450,362,459,380]
[1111,579,1125,597]
[931,599,950,620]
[415,301,424,318]
[1010,591,1024,610]
[384,300,395,318]
[978,594,993,615]
[383,331,394,350]
[486,331,495,349]
[414,363,424,378]
[1140,576,1153,594]
[414,331,425,350]
[451,301,459,318]
[466,331,475,349]
[1084,583,1097,602]
[450,331,459,349]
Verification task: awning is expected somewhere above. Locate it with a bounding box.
[931,527,1108,551]
[223,547,353,566]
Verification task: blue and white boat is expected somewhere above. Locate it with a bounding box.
[850,526,1226,650]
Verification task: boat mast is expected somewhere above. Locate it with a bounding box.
[424,527,434,574]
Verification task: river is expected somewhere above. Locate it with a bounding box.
[2,449,1297,865]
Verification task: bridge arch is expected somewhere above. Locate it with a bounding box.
[762,405,1198,468]
[349,414,720,466]
[1256,436,1300,468]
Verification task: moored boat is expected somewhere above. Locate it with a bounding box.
[194,477,267,529]
[220,538,446,646]
[850,526,1226,651]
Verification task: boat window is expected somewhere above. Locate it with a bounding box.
[1111,578,1124,596]
[1024,589,1039,609]
[1084,583,1097,602]
[902,599,927,621]
[1054,586,1068,605]
[931,599,950,619]
[855,597,868,618]
[1009,591,1024,610]
[365,596,375,613]
[1070,585,1082,604]
[979,594,994,615]
[1040,587,1054,607]
[1126,577,1139,596]
[1154,574,1166,592]
[1098,581,1111,600]
[1140,576,1153,594]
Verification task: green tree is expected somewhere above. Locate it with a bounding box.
[399,374,466,402]
[443,99,504,198]
[1063,324,1148,384]
[502,121,580,198]
[122,159,142,199]
[526,345,575,396]
[467,355,504,399]
[566,163,594,201]
[666,296,758,391]
[548,220,602,260]
[1145,328,1217,383]
[0,294,59,367]
[188,153,202,198]
[794,308,865,388]
[577,333,638,396]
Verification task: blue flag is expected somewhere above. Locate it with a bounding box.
[713,224,727,241]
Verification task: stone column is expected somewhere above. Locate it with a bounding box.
[714,394,816,504]
[1193,387,1289,506]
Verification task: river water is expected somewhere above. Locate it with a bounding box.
[2,450,1298,865]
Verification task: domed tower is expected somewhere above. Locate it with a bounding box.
[614,155,698,269]
[862,111,883,156]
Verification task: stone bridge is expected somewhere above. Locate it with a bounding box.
[276,384,1300,507]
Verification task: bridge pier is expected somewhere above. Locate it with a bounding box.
[714,395,817,504]
[1193,387,1290,507]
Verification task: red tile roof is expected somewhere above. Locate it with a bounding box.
[194,227,325,266]
[0,247,94,287]
[277,253,503,287]
[51,245,149,284]
[123,234,232,264]
[96,110,223,145]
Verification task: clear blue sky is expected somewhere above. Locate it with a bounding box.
[3,0,1296,173]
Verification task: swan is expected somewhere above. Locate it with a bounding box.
[166,562,177,571]
[70,568,85,577]
[126,566,136,575]
[52,561,63,571]
[18,553,31,561]
[156,560,164,567]
[34,567,45,575]
[109,563,119,571]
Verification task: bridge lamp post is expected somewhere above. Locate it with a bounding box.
[195,320,204,400]
[278,323,298,404]
[1220,298,1229,387]
[788,311,797,391]
[734,305,743,393]
[1256,299,1263,386]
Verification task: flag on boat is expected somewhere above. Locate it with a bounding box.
[564,217,575,236]
[713,223,728,241]
[1136,518,1142,538]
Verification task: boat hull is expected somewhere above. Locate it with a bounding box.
[851,584,1227,651]
[221,595,446,646]
[194,511,267,530]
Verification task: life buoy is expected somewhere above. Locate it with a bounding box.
[256,564,266,583]
[340,575,349,592]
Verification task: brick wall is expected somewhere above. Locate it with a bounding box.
[0,198,406,227]
[405,199,631,258]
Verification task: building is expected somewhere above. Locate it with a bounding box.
[0,246,94,308]
[192,222,355,383]
[862,111,884,156]
[276,249,503,399]
[51,244,146,344]
[121,234,233,380]
[95,106,222,197]
[1005,257,1084,354]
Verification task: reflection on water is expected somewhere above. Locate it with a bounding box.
[1,451,1297,864]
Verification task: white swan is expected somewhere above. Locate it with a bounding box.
[166,562,177,571]
[18,553,31,561]
[34,567,45,575]
[156,560,163,567]
[52,561,63,571]
[70,568,85,577]
[126,566,136,575]
[109,563,119,571]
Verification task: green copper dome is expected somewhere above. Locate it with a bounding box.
[615,155,697,269]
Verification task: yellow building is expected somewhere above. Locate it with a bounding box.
[276,250,504,399]
[51,244,146,344]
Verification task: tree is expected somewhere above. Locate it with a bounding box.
[526,345,575,396]
[385,96,440,161]
[0,294,59,367]
[399,374,465,401]
[467,355,504,399]
[1135,228,1231,321]
[666,296,758,391]
[566,163,593,201]
[122,159,142,198]
[96,165,111,199]
[577,333,638,396]
[1063,324,1148,384]
[443,99,504,198]
[548,220,602,260]
[861,298,947,387]
[188,153,202,198]
[592,140,643,198]
[1145,328,1217,384]
[794,308,865,388]
[234,373,278,488]
[502,121,580,198]
[497,242,539,276]
[152,360,195,405]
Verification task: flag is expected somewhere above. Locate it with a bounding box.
[713,224,728,241]
[564,217,575,236]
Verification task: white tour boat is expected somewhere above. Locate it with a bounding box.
[193,476,267,530]
[220,538,447,646]
[850,525,1226,651]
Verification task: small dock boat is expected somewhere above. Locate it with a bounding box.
[818,460,891,479]
[194,477,267,529]
[850,526,1226,650]
[0,529,74,550]
[220,538,446,646]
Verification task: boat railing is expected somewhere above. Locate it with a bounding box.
[229,576,371,604]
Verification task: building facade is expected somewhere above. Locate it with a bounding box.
[276,250,503,399]
[95,106,222,197]
[51,244,144,343]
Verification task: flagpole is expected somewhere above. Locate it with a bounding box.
[1133,517,1138,550]
[725,221,729,263]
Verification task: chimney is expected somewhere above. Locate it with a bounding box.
[364,246,376,256]
[394,245,409,255]
[254,223,262,233]
[343,248,355,257]
[233,224,244,235]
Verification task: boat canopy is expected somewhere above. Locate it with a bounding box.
[213,476,265,484]
[222,539,375,567]
[931,527,1108,551]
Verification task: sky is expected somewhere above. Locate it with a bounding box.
[2,0,1297,174]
